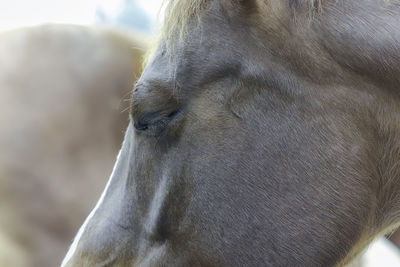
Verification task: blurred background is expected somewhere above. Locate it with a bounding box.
[0,0,399,266]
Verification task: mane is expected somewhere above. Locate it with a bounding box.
[143,0,209,66]
[143,0,322,65]
[159,0,322,39]
[162,0,209,41]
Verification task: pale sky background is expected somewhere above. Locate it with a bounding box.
[0,0,164,31]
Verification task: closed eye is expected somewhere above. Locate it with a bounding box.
[167,109,180,118]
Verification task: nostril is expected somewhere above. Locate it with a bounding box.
[134,121,149,131]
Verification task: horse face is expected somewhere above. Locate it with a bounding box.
[63,1,379,266]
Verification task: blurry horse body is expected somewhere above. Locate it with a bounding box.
[64,1,400,266]
[0,25,146,267]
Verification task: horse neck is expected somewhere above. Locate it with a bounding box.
[281,18,400,232]
[314,4,400,229]
[372,97,400,226]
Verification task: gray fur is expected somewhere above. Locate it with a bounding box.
[63,0,400,266]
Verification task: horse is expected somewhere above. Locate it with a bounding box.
[0,24,147,267]
[62,0,400,266]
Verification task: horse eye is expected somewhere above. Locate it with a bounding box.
[167,109,179,118]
